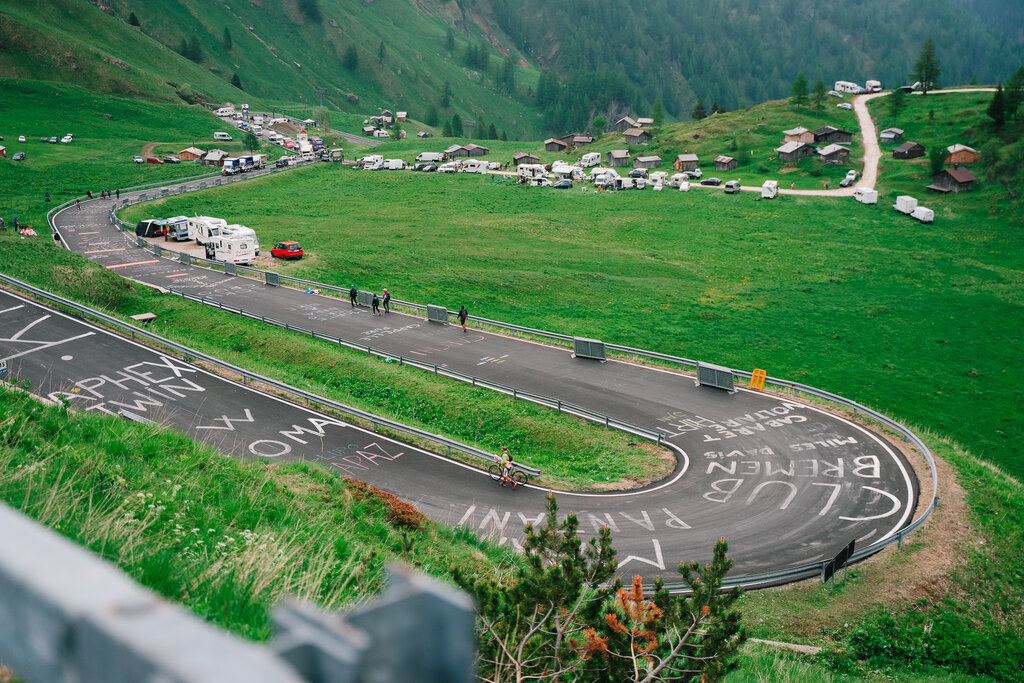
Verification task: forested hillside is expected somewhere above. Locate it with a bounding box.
[1,0,1021,138]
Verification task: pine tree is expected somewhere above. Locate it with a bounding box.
[692,98,707,120]
[929,145,946,176]
[987,84,1006,130]
[440,80,452,108]
[812,80,826,110]
[592,115,607,136]
[442,120,452,137]
[501,55,516,93]
[343,45,358,71]
[791,72,808,105]
[911,38,940,95]
[889,87,907,125]
[424,104,439,127]
[187,36,202,62]
[178,38,188,57]
[488,122,497,139]
[128,11,139,27]
[501,130,508,142]
[223,27,232,51]
[377,40,386,65]
[651,99,665,127]
[1005,66,1024,122]
[231,73,242,90]
[445,27,455,52]
[450,113,463,137]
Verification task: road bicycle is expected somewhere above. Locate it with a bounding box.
[488,463,529,488]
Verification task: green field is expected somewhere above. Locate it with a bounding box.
[3,80,1024,681]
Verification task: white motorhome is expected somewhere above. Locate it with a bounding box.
[437,162,457,173]
[613,177,638,190]
[893,195,918,214]
[590,167,619,185]
[372,129,390,138]
[550,162,584,181]
[580,152,601,167]
[517,164,548,180]
[253,116,264,126]
[215,107,235,117]
[761,180,779,199]
[204,233,256,264]
[834,80,862,94]
[382,159,406,170]
[461,159,489,173]
[221,224,260,255]
[416,152,445,163]
[853,187,878,204]
[668,173,687,188]
[359,154,383,168]
[187,216,227,245]
[649,171,669,186]
[865,80,882,93]
[213,131,233,141]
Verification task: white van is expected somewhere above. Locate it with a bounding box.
[213,132,233,141]
[590,167,619,185]
[853,187,878,204]
[865,80,882,93]
[383,159,406,170]
[580,152,601,168]
[215,108,235,117]
[438,162,457,173]
[761,180,779,199]
[252,125,263,135]
[517,164,548,180]
[187,216,227,245]
[910,206,934,223]
[221,224,260,255]
[649,171,668,185]
[416,152,444,163]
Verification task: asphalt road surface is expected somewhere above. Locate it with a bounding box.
[35,182,924,586]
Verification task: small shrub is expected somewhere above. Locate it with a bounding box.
[344,478,426,531]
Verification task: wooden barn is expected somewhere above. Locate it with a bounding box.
[615,116,637,132]
[928,167,976,193]
[817,144,849,164]
[674,153,699,171]
[813,126,854,145]
[782,126,815,144]
[179,147,205,161]
[608,149,630,167]
[545,138,568,152]
[775,141,813,163]
[945,144,980,164]
[893,141,925,159]
[879,128,904,144]
[512,152,539,166]
[634,155,662,170]
[714,155,737,171]
[624,128,652,144]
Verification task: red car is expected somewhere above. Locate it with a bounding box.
[271,241,303,260]
[146,157,163,164]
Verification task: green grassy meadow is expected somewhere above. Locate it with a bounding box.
[3,79,1024,681]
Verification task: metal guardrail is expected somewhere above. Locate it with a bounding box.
[0,273,540,477]
[68,160,938,590]
[0,502,473,683]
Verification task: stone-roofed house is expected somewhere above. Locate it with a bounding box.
[893,141,925,159]
[813,126,854,145]
[817,144,850,164]
[608,149,630,167]
[879,128,904,144]
[624,128,652,144]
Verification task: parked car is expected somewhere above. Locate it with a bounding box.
[146,157,163,164]
[163,155,180,163]
[683,168,703,180]
[271,241,303,260]
[275,156,290,168]
[40,137,49,143]
[837,103,853,110]
[60,135,73,143]
[628,168,648,178]
[839,170,858,187]
[18,135,26,143]
[438,162,457,173]
[700,177,722,186]
[132,156,144,163]
[412,162,429,172]
[828,90,842,98]
[13,152,25,161]
[48,137,57,143]
[421,163,438,173]
[553,178,573,189]
[723,180,741,194]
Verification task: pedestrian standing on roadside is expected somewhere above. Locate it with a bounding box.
[45,192,50,203]
[457,304,468,331]
[372,293,381,315]
[75,199,81,210]
[349,285,357,307]
[116,188,120,200]
[87,190,92,199]
[382,288,391,313]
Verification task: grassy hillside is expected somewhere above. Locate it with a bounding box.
[3,81,1023,681]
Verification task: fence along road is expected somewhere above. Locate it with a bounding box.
[42,180,933,590]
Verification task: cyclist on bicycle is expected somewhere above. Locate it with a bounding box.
[498,446,514,487]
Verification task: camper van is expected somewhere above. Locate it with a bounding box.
[590,168,619,185]
[416,152,445,163]
[517,164,548,180]
[853,187,878,205]
[382,159,406,170]
[461,159,489,173]
[668,173,687,188]
[204,234,256,264]
[135,219,166,238]
[187,216,228,245]
[580,152,601,168]
[865,80,882,93]
[761,180,779,199]
[213,132,233,141]
[649,171,669,186]
[163,216,190,241]
[215,108,235,117]
[253,116,264,126]
[834,81,863,94]
[910,206,934,223]
[550,162,585,181]
[221,224,260,255]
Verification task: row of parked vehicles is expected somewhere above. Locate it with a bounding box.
[134,215,305,262]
